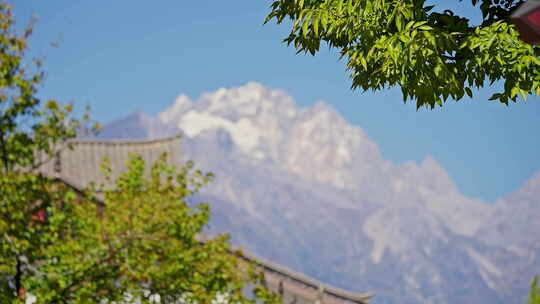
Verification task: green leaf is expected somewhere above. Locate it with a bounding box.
[510,87,519,98]
[313,15,319,36]
[360,55,367,69]
[488,93,500,101]
[465,87,473,98]
[302,17,310,37]
[396,16,403,31]
[321,12,328,30]
[399,34,410,43]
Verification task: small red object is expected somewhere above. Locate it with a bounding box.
[32,208,47,223]
[511,1,540,45]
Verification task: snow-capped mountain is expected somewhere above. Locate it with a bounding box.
[96,82,539,304]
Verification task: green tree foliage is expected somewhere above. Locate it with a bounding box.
[530,276,540,304]
[265,0,540,108]
[0,3,280,303]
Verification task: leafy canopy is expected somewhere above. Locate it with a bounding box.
[0,3,280,303]
[265,0,540,108]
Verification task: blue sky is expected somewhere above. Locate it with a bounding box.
[10,0,540,202]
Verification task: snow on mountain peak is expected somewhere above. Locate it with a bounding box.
[157,83,474,199]
[158,82,301,159]
[159,94,192,124]
[179,110,261,155]
[195,82,296,118]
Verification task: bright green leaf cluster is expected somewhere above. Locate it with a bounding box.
[265,0,539,108]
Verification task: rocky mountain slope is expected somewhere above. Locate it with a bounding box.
[94,82,539,304]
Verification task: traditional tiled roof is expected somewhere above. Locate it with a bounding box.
[36,135,372,304]
[35,135,183,190]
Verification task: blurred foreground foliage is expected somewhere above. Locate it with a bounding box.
[0,3,280,303]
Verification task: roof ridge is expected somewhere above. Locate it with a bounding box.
[71,133,182,146]
[239,250,373,302]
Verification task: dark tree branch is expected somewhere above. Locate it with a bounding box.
[14,256,22,300]
[0,126,10,173]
